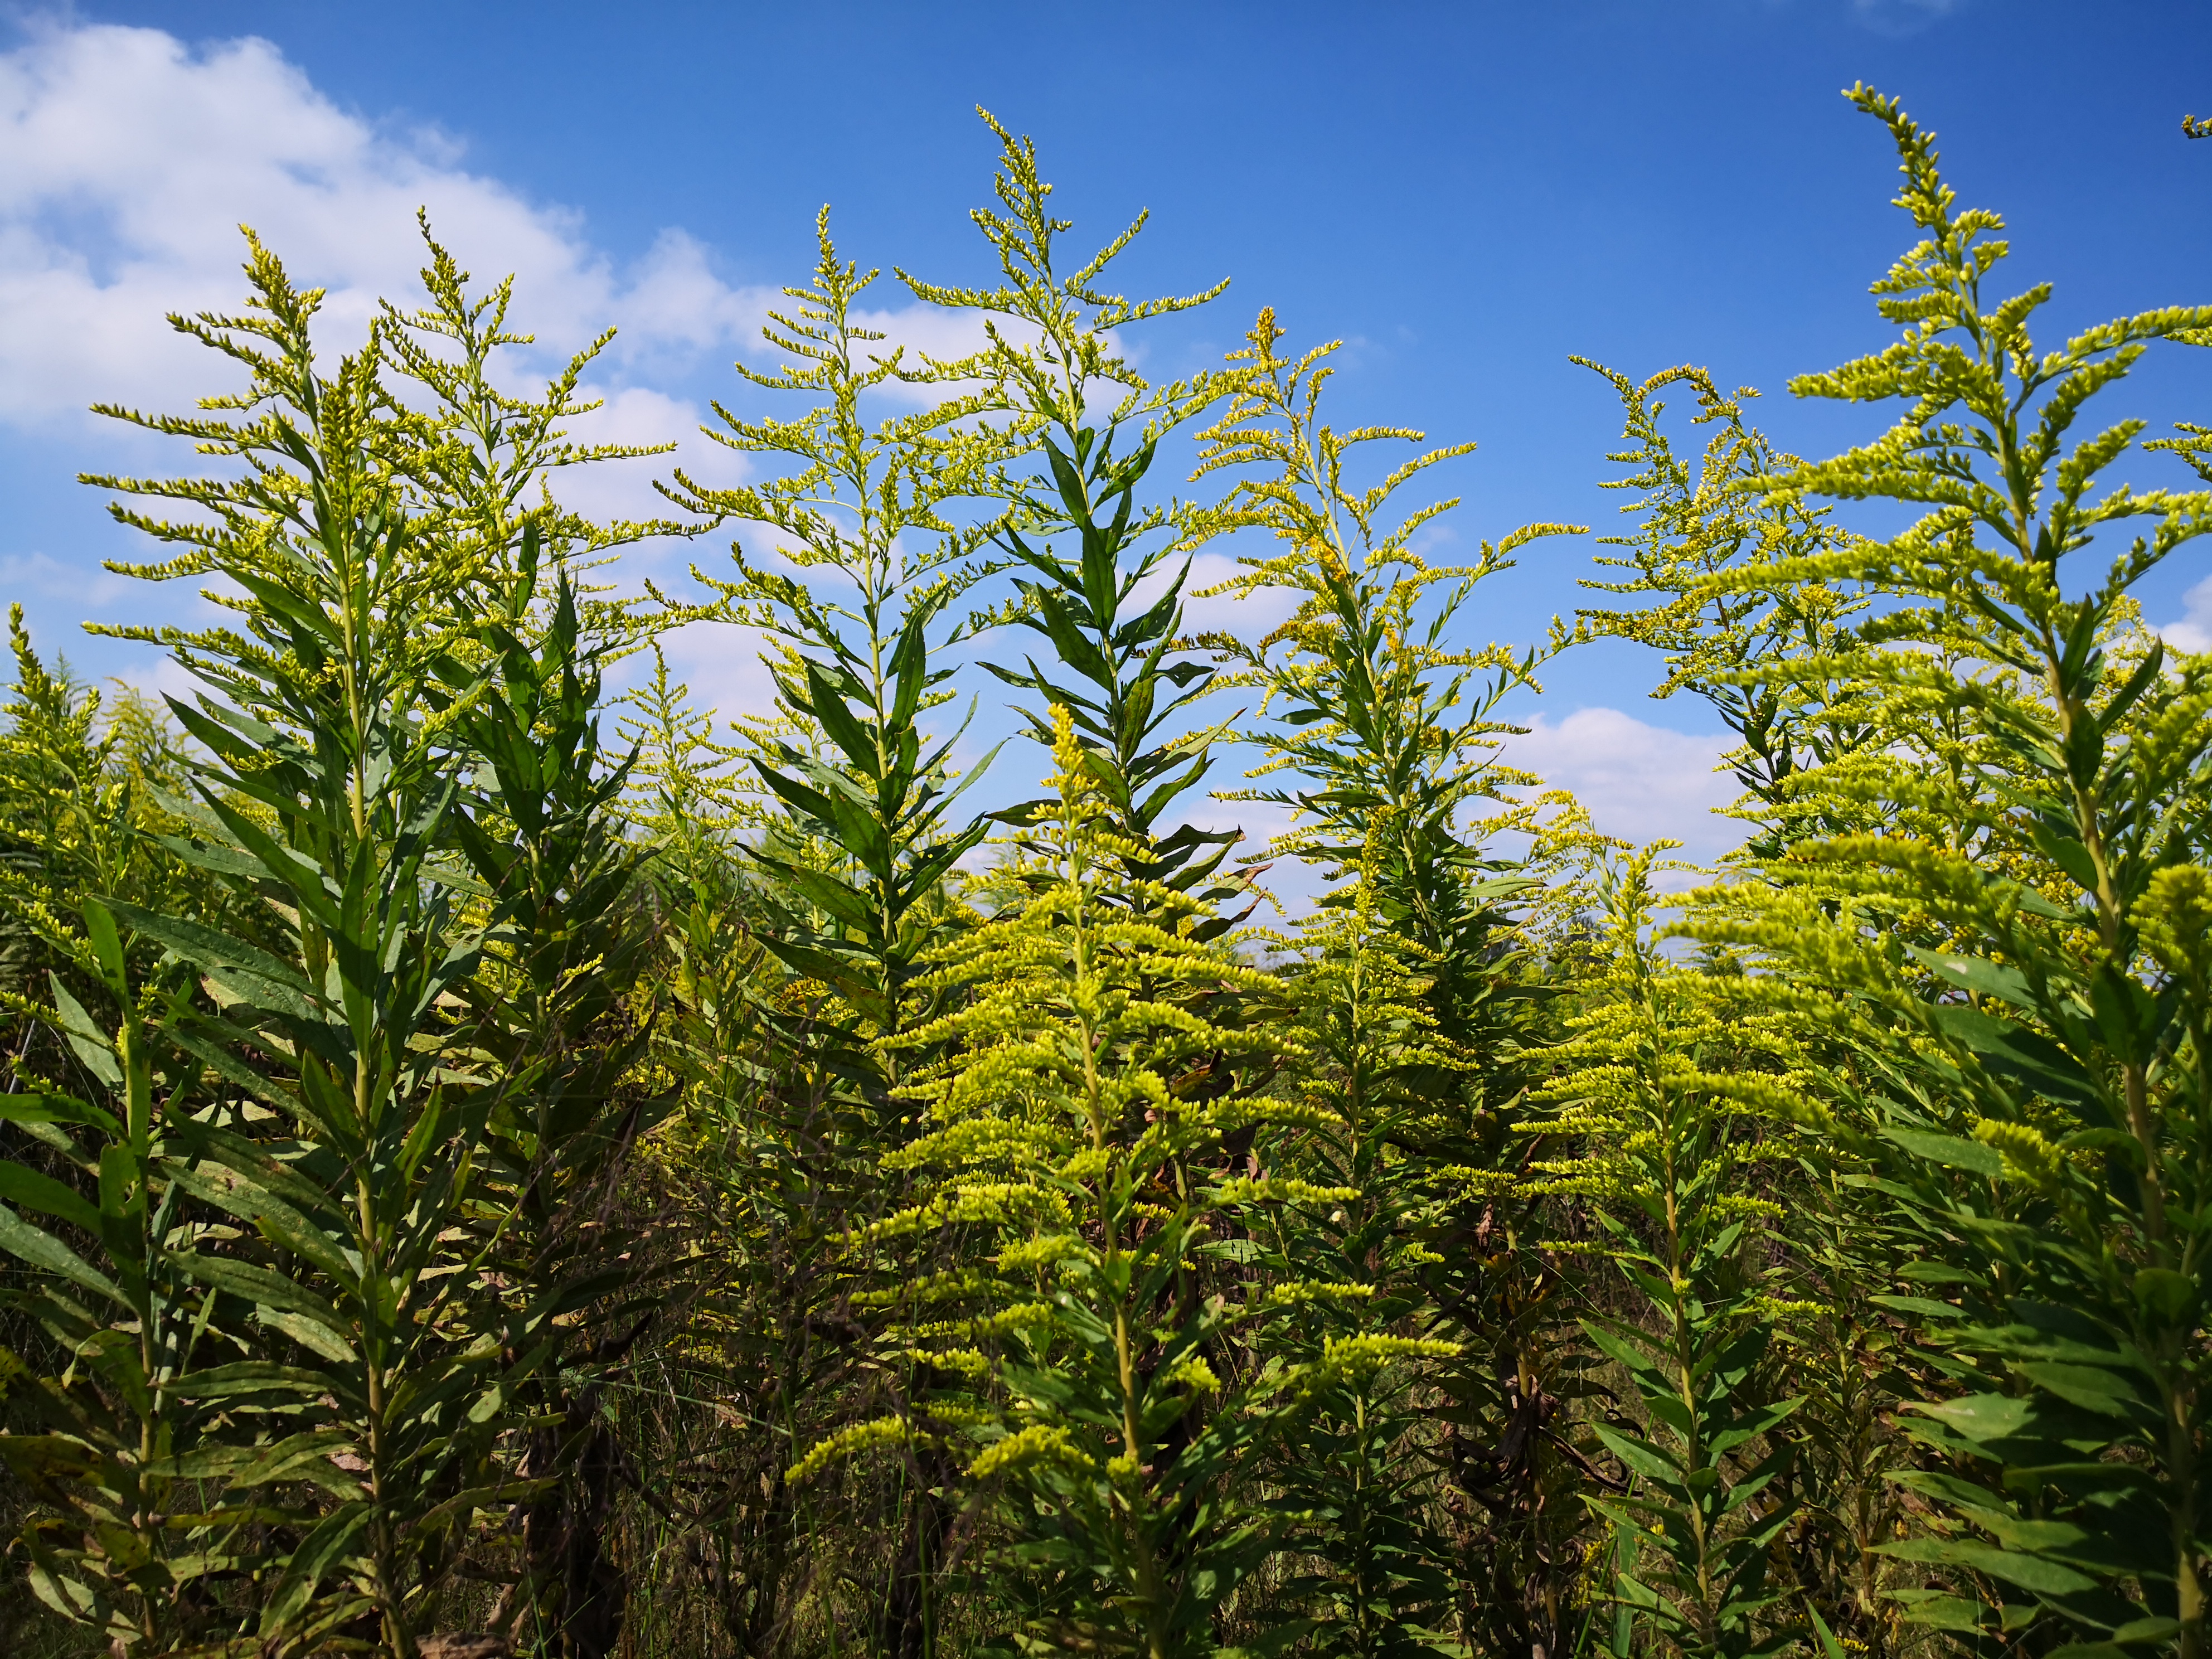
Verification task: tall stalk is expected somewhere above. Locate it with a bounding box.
[1681,86,2212,1655]
[69,225,667,1656]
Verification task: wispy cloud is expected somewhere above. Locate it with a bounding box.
[2154,573,2212,654]
[0,549,132,607]
[0,15,1037,744]
[1506,706,1742,865]
[1847,0,1967,38]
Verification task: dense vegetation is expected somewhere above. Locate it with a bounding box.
[4,86,2211,1659]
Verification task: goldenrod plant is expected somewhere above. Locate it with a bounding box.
[662,207,1022,1061]
[905,113,1246,918]
[1242,872,1466,1659]
[0,898,248,1659]
[1681,86,2212,1656]
[2,231,673,1657]
[1194,309,1600,1658]
[1527,850,1813,1659]
[1571,363,1875,860]
[848,706,1365,1659]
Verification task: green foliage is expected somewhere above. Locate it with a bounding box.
[664,206,1020,1053]
[1571,363,1872,857]
[81,237,576,1657]
[448,552,671,1656]
[1194,308,1597,1659]
[1195,308,1580,990]
[1247,881,1465,1659]
[9,74,2212,1659]
[1680,84,2212,1656]
[856,705,1358,1659]
[908,111,1244,915]
[0,612,198,994]
[2,222,667,1659]
[1529,851,1810,1659]
[0,903,245,1659]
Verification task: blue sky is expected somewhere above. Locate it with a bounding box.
[3,0,2209,867]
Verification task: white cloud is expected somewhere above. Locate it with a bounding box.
[553,385,735,533]
[0,17,944,746]
[617,618,779,743]
[1177,709,1743,919]
[1177,551,1301,639]
[1507,707,1742,864]
[2156,573,2212,655]
[613,230,769,361]
[0,18,787,425]
[105,647,203,714]
[0,548,131,607]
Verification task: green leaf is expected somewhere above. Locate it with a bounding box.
[0,1202,124,1308]
[45,975,122,1089]
[1883,1126,2004,1178]
[1878,1536,2098,1594]
[257,1305,358,1365]
[81,898,127,994]
[103,900,317,1018]
[1907,1391,2036,1444]
[1928,1003,2102,1112]
[1885,1590,2000,1633]
[2015,1361,2145,1419]
[2027,823,2102,895]
[1909,947,2038,1011]
[1589,1422,1681,1485]
[172,1361,333,1401]
[2132,1267,2198,1327]
[0,1091,120,1137]
[259,1502,371,1637]
[1869,1293,1967,1320]
[2089,962,2162,1067]
[1580,1320,1667,1381]
[181,1254,350,1340]
[2108,1616,2184,1646]
[0,1163,99,1234]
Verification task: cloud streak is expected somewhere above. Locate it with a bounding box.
[1846,0,1967,37]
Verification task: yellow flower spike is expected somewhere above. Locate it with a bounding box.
[1972,1117,2065,1192]
[968,1424,1091,1480]
[2137,864,2212,983]
[786,1415,918,1486]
